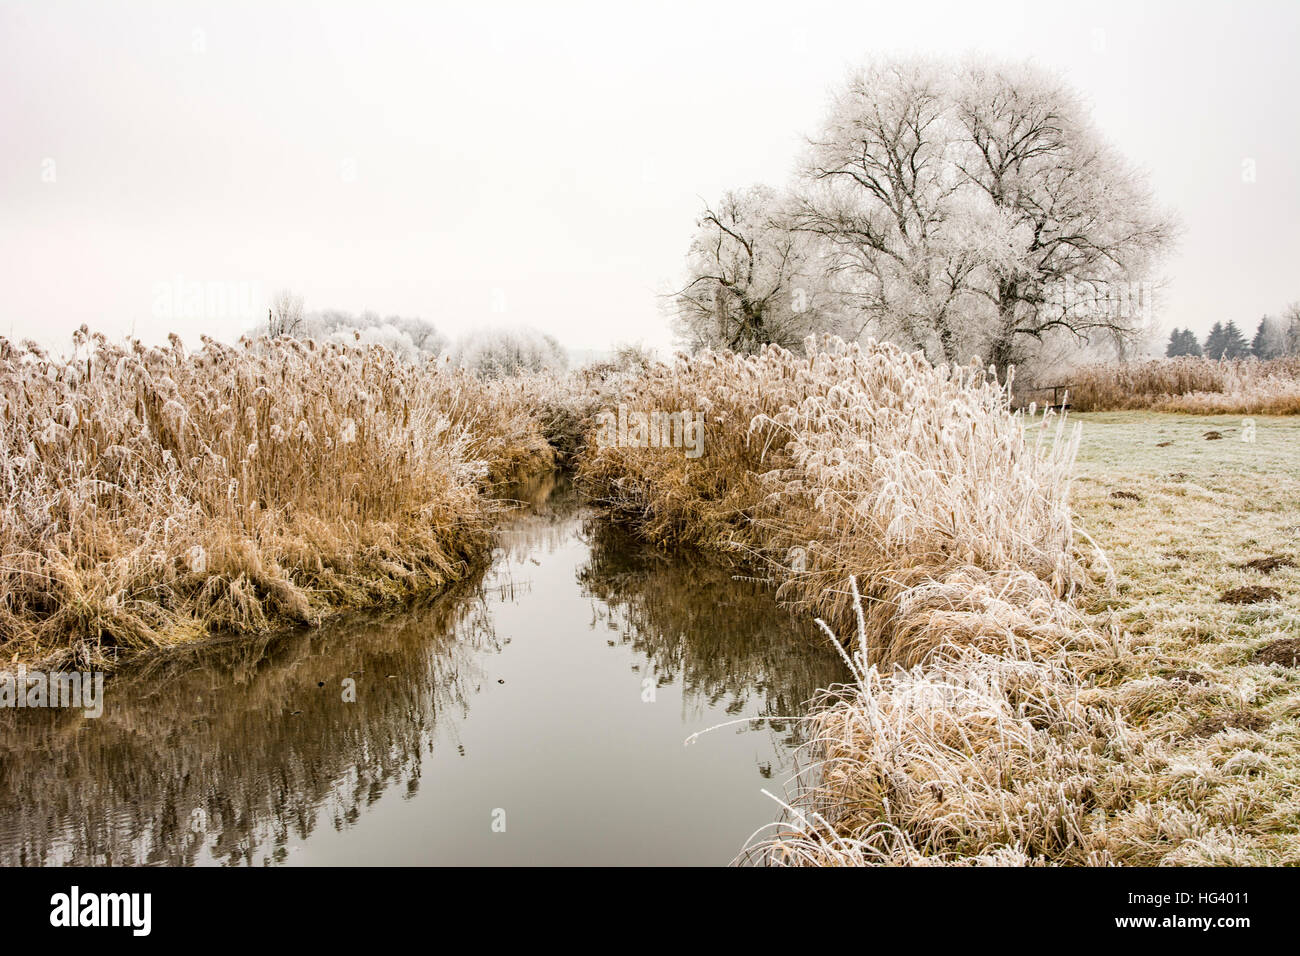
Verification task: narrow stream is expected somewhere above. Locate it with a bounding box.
[0,473,845,866]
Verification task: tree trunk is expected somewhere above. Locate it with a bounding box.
[988,285,1020,381]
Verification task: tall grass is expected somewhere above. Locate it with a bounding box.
[0,328,551,667]
[578,337,1245,865]
[1064,356,1300,414]
[579,337,1087,661]
[743,604,1144,865]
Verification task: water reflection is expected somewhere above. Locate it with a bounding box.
[0,473,843,866]
[0,588,499,866]
[579,518,837,739]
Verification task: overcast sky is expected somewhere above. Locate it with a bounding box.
[2,0,1297,355]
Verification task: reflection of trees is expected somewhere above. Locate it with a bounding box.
[577,518,845,738]
[0,576,499,866]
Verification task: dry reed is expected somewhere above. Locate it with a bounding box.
[0,328,552,667]
[577,336,1270,865]
[1064,356,1300,414]
[579,336,1086,656]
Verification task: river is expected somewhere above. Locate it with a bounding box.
[0,472,844,866]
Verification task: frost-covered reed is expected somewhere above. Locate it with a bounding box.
[577,336,1195,865]
[1065,356,1300,414]
[580,336,1086,658]
[0,328,551,666]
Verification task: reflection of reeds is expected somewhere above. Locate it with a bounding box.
[493,471,587,561]
[0,471,846,866]
[0,572,500,866]
[0,330,552,667]
[578,517,845,728]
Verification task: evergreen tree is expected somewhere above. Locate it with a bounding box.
[1253,318,1269,358]
[1203,321,1227,360]
[1165,328,1182,357]
[1166,328,1202,357]
[1222,320,1250,359]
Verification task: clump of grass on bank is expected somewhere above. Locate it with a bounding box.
[0,328,552,668]
[579,337,1085,655]
[1064,356,1300,414]
[579,340,1298,865]
[753,415,1300,865]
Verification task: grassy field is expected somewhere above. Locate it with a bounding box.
[1070,412,1300,862]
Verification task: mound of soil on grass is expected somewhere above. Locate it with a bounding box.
[1254,639,1300,667]
[1219,585,1282,604]
[1110,490,1141,501]
[1242,555,1296,574]
[1187,710,1270,738]
[1168,669,1210,684]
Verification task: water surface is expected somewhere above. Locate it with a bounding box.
[0,474,843,866]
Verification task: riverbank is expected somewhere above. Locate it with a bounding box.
[747,411,1298,865]
[0,472,843,865]
[0,332,554,671]
[6,332,1295,865]
[577,344,1299,865]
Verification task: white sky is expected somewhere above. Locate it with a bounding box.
[2,0,1297,354]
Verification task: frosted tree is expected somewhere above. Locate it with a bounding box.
[1166,328,1202,357]
[1221,320,1251,359]
[449,326,568,378]
[950,60,1178,372]
[1250,316,1287,359]
[680,57,1178,371]
[1283,303,1300,356]
[673,185,840,354]
[793,59,985,363]
[295,309,446,362]
[267,289,305,337]
[1203,321,1227,360]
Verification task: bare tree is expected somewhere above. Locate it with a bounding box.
[1284,303,1300,357]
[267,289,305,337]
[672,185,838,353]
[683,57,1180,372]
[449,326,568,378]
[294,309,446,361]
[794,59,983,363]
[951,60,1178,373]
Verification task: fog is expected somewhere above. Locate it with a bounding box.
[2,0,1296,354]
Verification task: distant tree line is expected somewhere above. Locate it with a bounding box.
[295,308,447,363]
[1166,306,1300,360]
[263,289,570,376]
[447,326,568,378]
